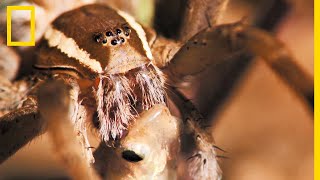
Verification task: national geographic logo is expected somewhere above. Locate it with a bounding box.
[6,5,35,46]
[1,0,35,46]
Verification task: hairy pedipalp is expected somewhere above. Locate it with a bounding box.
[94,64,166,142]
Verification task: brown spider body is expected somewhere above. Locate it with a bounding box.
[36,4,166,141]
[36,4,152,76]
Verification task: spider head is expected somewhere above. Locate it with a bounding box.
[36,4,153,77]
[36,4,166,142]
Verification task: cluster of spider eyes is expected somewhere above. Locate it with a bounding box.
[93,26,131,46]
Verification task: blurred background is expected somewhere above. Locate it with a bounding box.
[0,0,313,179]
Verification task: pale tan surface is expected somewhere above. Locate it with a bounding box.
[94,105,180,180]
[214,60,313,180]
[214,2,314,179]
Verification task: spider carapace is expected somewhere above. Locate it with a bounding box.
[36,4,166,142]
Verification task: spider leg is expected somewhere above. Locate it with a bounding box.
[0,101,42,164]
[167,86,222,180]
[238,24,314,107]
[178,0,229,42]
[0,76,42,164]
[0,77,31,116]
[37,78,100,180]
[151,36,181,68]
[161,22,313,108]
[154,0,229,41]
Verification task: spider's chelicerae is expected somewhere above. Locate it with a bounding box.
[0,0,313,179]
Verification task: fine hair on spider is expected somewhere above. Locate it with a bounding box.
[94,63,166,141]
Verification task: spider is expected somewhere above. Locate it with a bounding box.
[0,0,313,179]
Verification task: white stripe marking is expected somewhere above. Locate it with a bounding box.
[117,10,153,60]
[44,26,103,73]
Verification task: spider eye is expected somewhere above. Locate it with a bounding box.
[120,37,125,43]
[123,26,131,36]
[102,39,107,44]
[116,29,122,35]
[106,31,114,36]
[93,33,103,43]
[111,39,118,46]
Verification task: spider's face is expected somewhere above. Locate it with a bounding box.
[36,4,152,77]
[36,4,166,141]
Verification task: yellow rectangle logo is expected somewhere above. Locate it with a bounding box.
[7,6,35,46]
